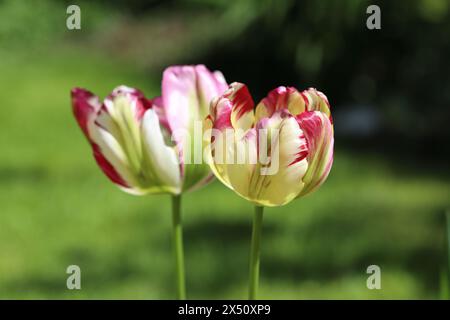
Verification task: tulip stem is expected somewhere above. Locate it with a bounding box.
[248,205,264,300]
[446,210,450,298]
[171,195,186,300]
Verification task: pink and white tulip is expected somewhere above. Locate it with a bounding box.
[71,65,227,195]
[204,83,334,207]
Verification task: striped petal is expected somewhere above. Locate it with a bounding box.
[87,119,144,194]
[218,128,258,199]
[247,111,309,206]
[296,111,334,197]
[205,83,256,194]
[228,82,255,131]
[205,83,334,206]
[301,88,332,121]
[208,82,255,131]
[209,96,233,131]
[71,87,101,138]
[71,86,182,195]
[255,86,306,122]
[203,114,233,189]
[98,92,145,175]
[72,88,131,190]
[104,85,152,121]
[141,109,182,194]
[92,144,130,189]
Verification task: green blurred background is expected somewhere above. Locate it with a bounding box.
[0,0,449,299]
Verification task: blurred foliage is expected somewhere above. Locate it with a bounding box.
[0,0,449,299]
[0,0,62,48]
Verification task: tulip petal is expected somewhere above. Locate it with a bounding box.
[72,88,134,191]
[162,66,196,135]
[151,96,170,132]
[221,128,258,199]
[203,115,232,189]
[102,86,152,122]
[87,120,144,194]
[141,109,182,194]
[302,88,332,121]
[196,65,229,112]
[209,96,233,131]
[162,65,227,135]
[71,88,101,138]
[205,83,256,194]
[100,91,150,175]
[255,86,306,122]
[162,65,227,192]
[208,82,255,130]
[92,143,130,189]
[227,82,255,131]
[248,112,309,206]
[296,111,334,197]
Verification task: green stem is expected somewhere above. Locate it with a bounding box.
[440,210,450,300]
[446,210,450,299]
[171,195,186,300]
[248,205,264,300]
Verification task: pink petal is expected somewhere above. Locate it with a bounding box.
[71,87,131,190]
[162,64,228,134]
[103,85,152,121]
[71,87,101,138]
[210,97,233,130]
[196,65,229,105]
[261,86,297,114]
[296,111,334,196]
[255,86,306,122]
[92,143,130,188]
[301,88,332,123]
[210,82,255,131]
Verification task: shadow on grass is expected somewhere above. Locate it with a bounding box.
[183,217,276,297]
[263,206,444,295]
[0,165,48,184]
[2,205,444,298]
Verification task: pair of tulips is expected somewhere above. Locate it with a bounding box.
[71,65,334,299]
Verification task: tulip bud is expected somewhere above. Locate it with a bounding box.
[71,86,181,195]
[205,83,334,206]
[71,65,228,195]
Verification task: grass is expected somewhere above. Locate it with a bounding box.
[0,45,449,299]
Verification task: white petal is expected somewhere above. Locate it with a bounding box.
[141,109,182,193]
[87,121,139,189]
[223,129,257,199]
[250,114,309,206]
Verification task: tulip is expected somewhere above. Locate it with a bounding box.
[204,82,334,299]
[71,65,227,299]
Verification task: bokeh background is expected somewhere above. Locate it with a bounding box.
[0,0,449,299]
